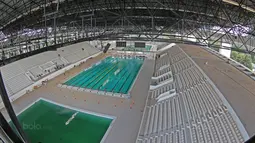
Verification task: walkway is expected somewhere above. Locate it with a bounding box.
[179,44,255,137]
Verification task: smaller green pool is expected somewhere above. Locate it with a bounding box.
[10,99,113,143]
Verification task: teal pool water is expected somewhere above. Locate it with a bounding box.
[145,45,152,51]
[9,99,113,143]
[64,56,144,94]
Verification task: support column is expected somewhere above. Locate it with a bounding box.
[82,17,84,38]
[219,42,232,58]
[0,113,23,143]
[53,15,57,45]
[0,72,29,142]
[44,0,48,48]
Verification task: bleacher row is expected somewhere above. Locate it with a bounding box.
[170,58,193,73]
[0,41,100,96]
[155,54,170,71]
[174,67,207,92]
[152,73,172,85]
[149,83,175,99]
[154,66,171,77]
[137,45,245,143]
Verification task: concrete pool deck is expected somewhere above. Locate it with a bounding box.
[179,44,255,137]
[1,53,155,143]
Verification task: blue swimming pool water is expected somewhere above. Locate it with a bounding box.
[64,56,143,94]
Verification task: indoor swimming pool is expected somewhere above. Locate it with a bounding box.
[64,56,144,94]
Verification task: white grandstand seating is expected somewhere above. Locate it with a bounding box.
[57,42,99,63]
[150,79,173,90]
[18,51,57,70]
[151,72,172,85]
[52,58,66,65]
[6,74,33,94]
[155,56,170,71]
[1,63,25,80]
[150,55,174,90]
[57,48,72,57]
[137,45,246,143]
[64,54,82,63]
[42,51,59,59]
[156,89,176,102]
[0,41,100,97]
[29,67,44,77]
[87,46,100,54]
[74,50,90,60]
[149,83,175,99]
[171,58,193,73]
[153,66,171,77]
[40,61,55,70]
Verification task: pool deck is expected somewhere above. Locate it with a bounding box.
[179,44,255,137]
[1,53,155,143]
